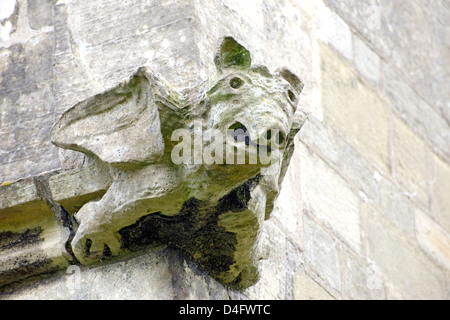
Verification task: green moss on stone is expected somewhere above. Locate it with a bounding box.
[216,37,252,70]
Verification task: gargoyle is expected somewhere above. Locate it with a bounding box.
[51,37,308,288]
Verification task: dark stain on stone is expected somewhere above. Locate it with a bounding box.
[0,227,43,251]
[102,244,112,257]
[0,257,57,291]
[84,238,92,256]
[119,175,260,288]
[0,34,53,101]
[0,227,65,289]
[119,198,237,278]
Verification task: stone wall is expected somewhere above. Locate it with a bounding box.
[1,0,449,299]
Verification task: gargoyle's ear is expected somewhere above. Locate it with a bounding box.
[214,37,252,71]
[278,68,304,96]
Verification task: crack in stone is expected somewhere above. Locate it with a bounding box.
[32,175,79,264]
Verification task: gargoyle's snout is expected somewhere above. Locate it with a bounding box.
[228,121,287,155]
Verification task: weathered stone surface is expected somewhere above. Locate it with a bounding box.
[315,1,352,61]
[0,177,38,211]
[430,154,450,233]
[1,0,317,184]
[303,214,341,292]
[352,34,380,85]
[298,115,340,164]
[0,175,70,288]
[324,0,450,126]
[364,204,448,299]
[52,0,200,117]
[269,138,304,250]
[50,37,307,289]
[242,218,288,299]
[299,115,379,202]
[299,143,361,254]
[377,177,416,237]
[337,142,379,202]
[392,116,432,208]
[320,42,390,174]
[0,247,235,300]
[1,0,449,301]
[0,0,18,42]
[415,209,450,270]
[380,62,450,157]
[293,272,334,300]
[0,30,59,183]
[27,0,55,30]
[342,250,385,300]
[0,163,121,289]
[48,161,113,214]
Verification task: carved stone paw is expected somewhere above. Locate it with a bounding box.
[72,202,121,265]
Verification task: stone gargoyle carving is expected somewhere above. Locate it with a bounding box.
[51,37,308,289]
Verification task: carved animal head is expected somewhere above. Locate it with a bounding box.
[210,37,304,151]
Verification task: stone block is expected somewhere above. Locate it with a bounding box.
[0,166,113,288]
[299,116,379,202]
[323,0,382,41]
[392,116,432,208]
[377,177,415,237]
[380,62,450,157]
[292,272,334,300]
[337,142,379,202]
[53,0,200,116]
[27,0,55,30]
[270,139,304,250]
[430,154,450,233]
[342,250,385,300]
[364,204,448,299]
[320,42,390,174]
[300,143,362,254]
[352,34,380,85]
[0,177,38,211]
[324,0,450,125]
[0,31,60,182]
[298,115,340,164]
[0,222,69,289]
[0,175,70,288]
[316,3,352,60]
[415,209,450,270]
[303,214,341,292]
[244,219,288,300]
[1,248,174,299]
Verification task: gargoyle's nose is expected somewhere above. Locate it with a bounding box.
[228,122,286,152]
[229,122,250,145]
[263,128,285,146]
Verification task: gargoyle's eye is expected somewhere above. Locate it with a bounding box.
[287,90,296,103]
[229,77,244,89]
